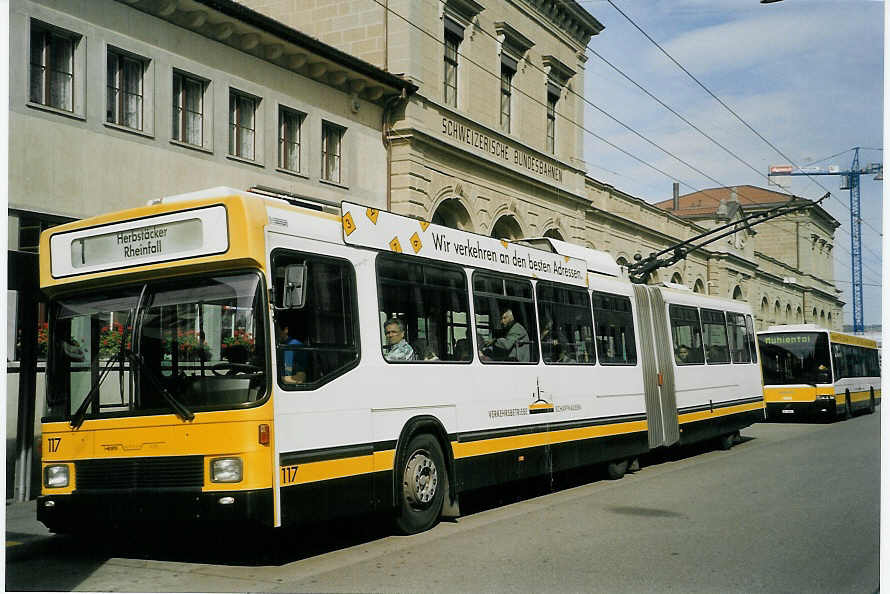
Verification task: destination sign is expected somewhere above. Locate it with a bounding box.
[340,202,588,287]
[50,205,229,278]
[761,334,816,345]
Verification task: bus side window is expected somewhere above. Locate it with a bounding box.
[727,312,751,363]
[536,282,595,365]
[744,315,758,363]
[668,304,703,365]
[701,309,730,364]
[376,254,470,363]
[473,272,538,364]
[271,251,359,389]
[592,292,637,366]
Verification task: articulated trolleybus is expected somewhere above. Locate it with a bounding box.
[38,187,763,534]
[758,324,880,420]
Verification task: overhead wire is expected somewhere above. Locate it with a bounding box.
[376,0,873,289]
[603,0,883,240]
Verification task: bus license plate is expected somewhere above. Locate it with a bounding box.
[782,409,795,414]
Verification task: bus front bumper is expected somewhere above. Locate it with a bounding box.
[765,397,836,420]
[37,488,273,532]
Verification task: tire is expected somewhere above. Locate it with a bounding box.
[394,433,445,535]
[606,458,629,480]
[717,433,733,451]
[869,389,876,414]
[844,392,853,420]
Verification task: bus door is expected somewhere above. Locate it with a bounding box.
[632,285,680,448]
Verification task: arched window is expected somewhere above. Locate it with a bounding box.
[796,307,803,322]
[812,307,818,321]
[820,310,826,323]
[431,198,473,231]
[490,215,523,241]
[543,228,564,241]
[774,300,781,324]
[827,312,832,327]
[785,304,792,322]
[694,279,705,294]
[671,272,683,285]
[732,286,743,301]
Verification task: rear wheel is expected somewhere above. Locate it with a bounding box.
[606,458,629,480]
[717,433,733,451]
[395,434,445,535]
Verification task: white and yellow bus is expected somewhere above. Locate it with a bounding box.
[38,187,763,534]
[758,325,880,420]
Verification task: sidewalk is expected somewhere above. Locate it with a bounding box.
[6,499,52,550]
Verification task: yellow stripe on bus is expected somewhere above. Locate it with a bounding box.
[678,401,764,424]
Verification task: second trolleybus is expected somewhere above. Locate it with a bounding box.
[758,324,880,420]
[37,187,764,535]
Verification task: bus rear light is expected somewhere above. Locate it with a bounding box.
[259,424,270,445]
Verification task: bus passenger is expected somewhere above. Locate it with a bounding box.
[675,344,690,364]
[453,338,471,361]
[484,308,530,362]
[414,339,439,361]
[383,318,416,361]
[276,320,307,384]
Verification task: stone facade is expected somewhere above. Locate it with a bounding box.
[241,0,845,331]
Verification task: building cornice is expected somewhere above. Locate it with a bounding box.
[117,0,416,105]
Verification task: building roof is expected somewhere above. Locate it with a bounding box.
[653,185,797,216]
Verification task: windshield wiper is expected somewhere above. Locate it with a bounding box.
[124,349,194,421]
[70,352,122,429]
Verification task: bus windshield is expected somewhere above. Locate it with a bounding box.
[758,332,832,386]
[46,272,267,420]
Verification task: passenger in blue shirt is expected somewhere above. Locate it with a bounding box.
[276,320,307,384]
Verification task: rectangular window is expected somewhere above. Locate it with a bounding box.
[271,252,359,389]
[444,30,459,108]
[669,304,703,365]
[473,273,538,364]
[745,315,758,363]
[278,107,303,173]
[701,309,730,364]
[726,312,752,363]
[107,49,144,130]
[536,282,594,365]
[500,63,514,132]
[30,26,75,111]
[546,87,558,154]
[172,71,205,146]
[322,122,344,183]
[229,90,257,160]
[377,255,470,363]
[592,292,637,365]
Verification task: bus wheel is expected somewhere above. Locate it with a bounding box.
[869,389,876,414]
[606,458,629,480]
[717,433,733,451]
[395,434,445,535]
[845,392,853,420]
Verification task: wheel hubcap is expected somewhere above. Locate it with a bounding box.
[404,450,438,507]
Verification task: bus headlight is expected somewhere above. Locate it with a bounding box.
[211,458,243,483]
[44,465,69,488]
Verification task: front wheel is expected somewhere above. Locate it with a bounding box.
[606,458,629,480]
[395,434,445,535]
[717,433,733,451]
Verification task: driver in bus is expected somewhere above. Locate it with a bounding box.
[383,318,416,361]
[276,320,306,384]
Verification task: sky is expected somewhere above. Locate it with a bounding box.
[576,0,883,327]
